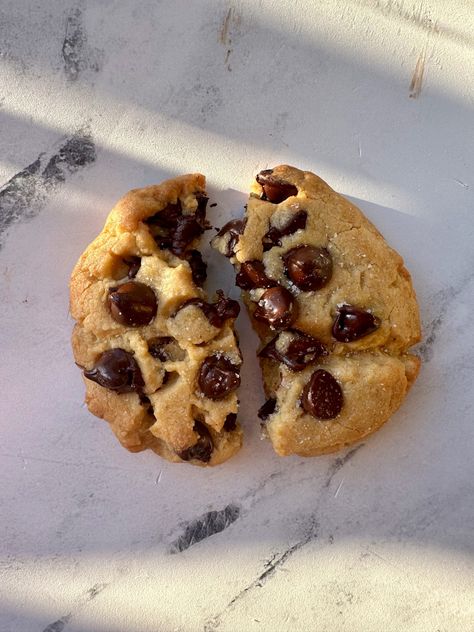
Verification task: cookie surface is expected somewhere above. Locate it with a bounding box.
[213,165,421,456]
[70,174,242,466]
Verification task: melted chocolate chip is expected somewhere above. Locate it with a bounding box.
[223,413,237,432]
[258,397,277,420]
[332,305,380,342]
[178,420,213,463]
[253,286,296,330]
[174,291,240,328]
[84,349,144,394]
[148,337,174,361]
[146,202,183,227]
[283,245,333,291]
[146,198,210,256]
[123,256,141,279]
[187,249,207,286]
[216,218,247,257]
[262,211,308,251]
[301,369,343,419]
[198,354,241,400]
[258,330,328,371]
[256,170,298,203]
[108,281,157,326]
[170,215,205,256]
[196,194,209,223]
[235,260,276,290]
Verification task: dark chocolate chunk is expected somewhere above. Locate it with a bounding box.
[198,354,241,400]
[178,420,213,463]
[145,202,182,228]
[301,369,343,419]
[146,197,210,256]
[123,256,141,279]
[148,336,174,361]
[332,304,380,342]
[211,290,240,326]
[223,413,237,432]
[84,349,144,394]
[108,281,157,326]
[283,245,333,291]
[170,215,205,256]
[253,286,296,330]
[195,194,209,225]
[235,260,276,290]
[187,249,207,286]
[262,210,307,251]
[257,397,277,420]
[216,218,247,258]
[256,170,298,203]
[174,290,240,328]
[258,329,327,371]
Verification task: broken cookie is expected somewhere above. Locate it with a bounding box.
[213,165,421,457]
[70,174,242,466]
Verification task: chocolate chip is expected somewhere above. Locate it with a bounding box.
[256,170,298,203]
[174,290,240,328]
[178,420,213,463]
[262,210,307,251]
[146,202,183,228]
[216,218,247,257]
[148,337,174,361]
[223,413,237,432]
[170,215,205,256]
[257,397,277,420]
[146,198,210,257]
[187,249,207,286]
[211,290,240,325]
[198,354,241,400]
[253,286,296,330]
[108,281,157,326]
[283,245,333,291]
[84,349,144,394]
[258,329,327,371]
[123,256,141,279]
[301,369,343,419]
[196,193,209,221]
[332,304,380,342]
[235,260,276,290]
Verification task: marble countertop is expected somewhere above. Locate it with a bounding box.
[1,1,473,630]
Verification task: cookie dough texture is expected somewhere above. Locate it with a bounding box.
[213,165,421,457]
[70,174,242,466]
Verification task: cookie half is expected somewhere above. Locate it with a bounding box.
[70,174,242,466]
[212,165,421,456]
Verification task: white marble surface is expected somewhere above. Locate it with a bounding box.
[1,1,473,630]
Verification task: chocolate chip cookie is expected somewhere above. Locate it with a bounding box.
[213,165,421,456]
[70,174,242,466]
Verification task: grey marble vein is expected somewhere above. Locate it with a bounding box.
[323,444,365,489]
[418,272,474,362]
[169,503,241,554]
[62,6,103,81]
[41,583,108,632]
[0,128,95,248]
[204,518,318,631]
